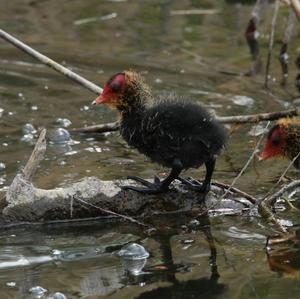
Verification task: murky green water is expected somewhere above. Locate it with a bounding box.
[1,0,300,298]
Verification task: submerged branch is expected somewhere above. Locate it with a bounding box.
[217,108,299,124]
[72,108,299,134]
[71,121,120,134]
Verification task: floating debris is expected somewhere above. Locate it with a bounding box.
[74,12,117,25]
[0,108,3,117]
[118,243,149,275]
[31,105,38,111]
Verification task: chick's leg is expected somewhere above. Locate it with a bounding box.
[122,159,183,194]
[179,158,216,202]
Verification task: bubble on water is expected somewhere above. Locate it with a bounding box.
[55,118,72,128]
[31,105,38,111]
[22,123,37,135]
[154,78,162,84]
[118,243,149,275]
[52,249,63,257]
[29,286,47,296]
[21,134,34,142]
[47,292,67,299]
[49,128,71,143]
[0,108,4,117]
[80,105,89,111]
[6,281,16,287]
[0,163,5,171]
[118,243,149,260]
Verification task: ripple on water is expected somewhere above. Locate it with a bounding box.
[225,226,265,241]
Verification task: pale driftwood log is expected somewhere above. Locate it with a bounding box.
[4,130,254,223]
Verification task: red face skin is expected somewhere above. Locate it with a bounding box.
[260,126,286,161]
[92,73,126,107]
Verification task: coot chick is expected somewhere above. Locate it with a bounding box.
[92,71,228,200]
[260,118,300,168]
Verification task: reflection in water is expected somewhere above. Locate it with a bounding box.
[127,216,226,299]
[267,230,300,277]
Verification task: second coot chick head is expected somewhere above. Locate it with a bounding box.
[260,118,300,169]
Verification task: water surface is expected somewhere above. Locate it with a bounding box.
[0,1,300,298]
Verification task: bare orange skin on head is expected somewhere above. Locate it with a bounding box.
[260,125,286,161]
[93,72,126,109]
[92,70,152,113]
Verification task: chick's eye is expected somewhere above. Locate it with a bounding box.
[272,135,281,145]
[110,83,121,92]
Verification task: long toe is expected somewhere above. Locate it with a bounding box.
[127,176,154,188]
[179,177,206,191]
[122,184,168,194]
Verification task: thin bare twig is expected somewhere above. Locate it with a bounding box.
[0,29,102,95]
[73,195,154,229]
[213,181,257,204]
[256,152,300,235]
[221,122,270,200]
[264,0,280,88]
[258,153,300,206]
[71,122,119,134]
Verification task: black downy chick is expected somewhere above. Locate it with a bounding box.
[92,71,228,201]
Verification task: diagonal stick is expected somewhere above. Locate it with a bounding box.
[0,29,102,95]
